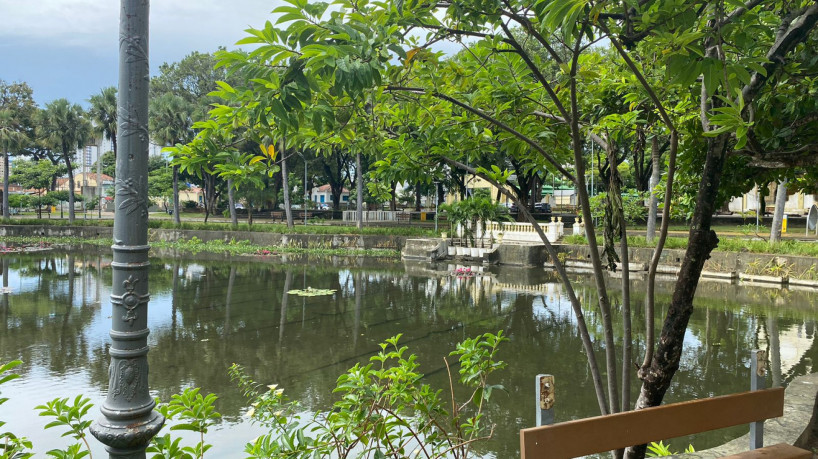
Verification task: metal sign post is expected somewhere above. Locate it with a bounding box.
[90,1,164,457]
[536,374,555,426]
[750,349,768,450]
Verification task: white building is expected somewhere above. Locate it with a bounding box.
[728,184,817,215]
[312,184,349,207]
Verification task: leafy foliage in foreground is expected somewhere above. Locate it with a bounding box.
[1,360,33,458]
[0,333,505,458]
[232,332,507,458]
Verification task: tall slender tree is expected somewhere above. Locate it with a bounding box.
[37,99,90,223]
[0,81,36,219]
[150,93,194,225]
[0,110,28,218]
[88,86,117,157]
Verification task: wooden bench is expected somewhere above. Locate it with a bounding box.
[520,388,811,459]
[270,211,284,222]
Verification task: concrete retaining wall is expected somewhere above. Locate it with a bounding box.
[0,224,407,251]
[402,238,446,261]
[561,244,818,278]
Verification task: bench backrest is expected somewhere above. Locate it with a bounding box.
[520,387,785,459]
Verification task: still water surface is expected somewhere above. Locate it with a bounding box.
[1,251,816,457]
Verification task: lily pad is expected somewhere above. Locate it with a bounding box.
[287,287,337,297]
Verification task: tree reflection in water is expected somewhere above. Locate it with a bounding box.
[0,251,817,457]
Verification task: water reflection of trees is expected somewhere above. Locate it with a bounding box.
[1,254,101,379]
[3,253,818,457]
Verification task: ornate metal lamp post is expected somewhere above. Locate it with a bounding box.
[90,1,164,457]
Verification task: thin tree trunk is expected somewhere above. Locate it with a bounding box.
[770,180,787,243]
[646,136,661,243]
[627,133,728,459]
[227,179,237,226]
[172,165,180,225]
[356,151,363,230]
[66,155,75,223]
[389,181,397,211]
[570,63,619,415]
[281,140,294,229]
[609,145,632,413]
[2,150,9,219]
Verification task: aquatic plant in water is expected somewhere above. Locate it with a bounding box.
[287,287,337,296]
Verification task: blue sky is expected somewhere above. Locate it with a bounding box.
[0,0,281,107]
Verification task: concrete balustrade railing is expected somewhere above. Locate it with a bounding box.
[480,219,565,243]
[342,210,398,222]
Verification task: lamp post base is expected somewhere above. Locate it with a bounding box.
[90,410,164,458]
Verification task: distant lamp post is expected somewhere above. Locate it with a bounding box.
[90,1,164,457]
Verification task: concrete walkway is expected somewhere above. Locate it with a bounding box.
[686,372,818,457]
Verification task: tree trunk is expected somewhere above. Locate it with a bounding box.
[646,136,661,243]
[627,133,728,459]
[414,181,422,211]
[770,180,787,243]
[66,154,75,224]
[281,140,294,229]
[227,178,237,226]
[356,151,363,230]
[172,165,181,225]
[389,181,397,211]
[202,174,213,223]
[2,150,8,219]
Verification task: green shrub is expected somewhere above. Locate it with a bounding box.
[1,332,506,458]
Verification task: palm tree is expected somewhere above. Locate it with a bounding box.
[88,87,117,157]
[149,93,193,225]
[0,109,29,218]
[37,99,90,223]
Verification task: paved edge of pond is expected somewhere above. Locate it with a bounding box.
[680,372,818,458]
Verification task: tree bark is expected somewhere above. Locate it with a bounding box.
[389,180,397,211]
[172,164,180,225]
[646,136,661,243]
[356,151,363,229]
[627,134,728,458]
[66,154,75,223]
[281,140,294,229]
[770,180,787,243]
[2,150,8,219]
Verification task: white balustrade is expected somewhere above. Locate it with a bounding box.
[342,210,398,222]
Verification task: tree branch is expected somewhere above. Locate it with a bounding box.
[741,3,818,108]
[530,110,609,150]
[384,85,576,182]
[734,144,818,168]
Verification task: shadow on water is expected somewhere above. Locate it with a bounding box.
[1,251,817,457]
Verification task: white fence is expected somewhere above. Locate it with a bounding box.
[457,219,566,244]
[342,210,399,222]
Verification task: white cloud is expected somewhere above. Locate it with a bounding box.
[0,0,281,52]
[0,0,115,46]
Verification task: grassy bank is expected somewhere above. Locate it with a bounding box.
[0,217,435,237]
[563,234,818,258]
[0,235,401,258]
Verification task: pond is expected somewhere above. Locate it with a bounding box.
[1,251,816,457]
